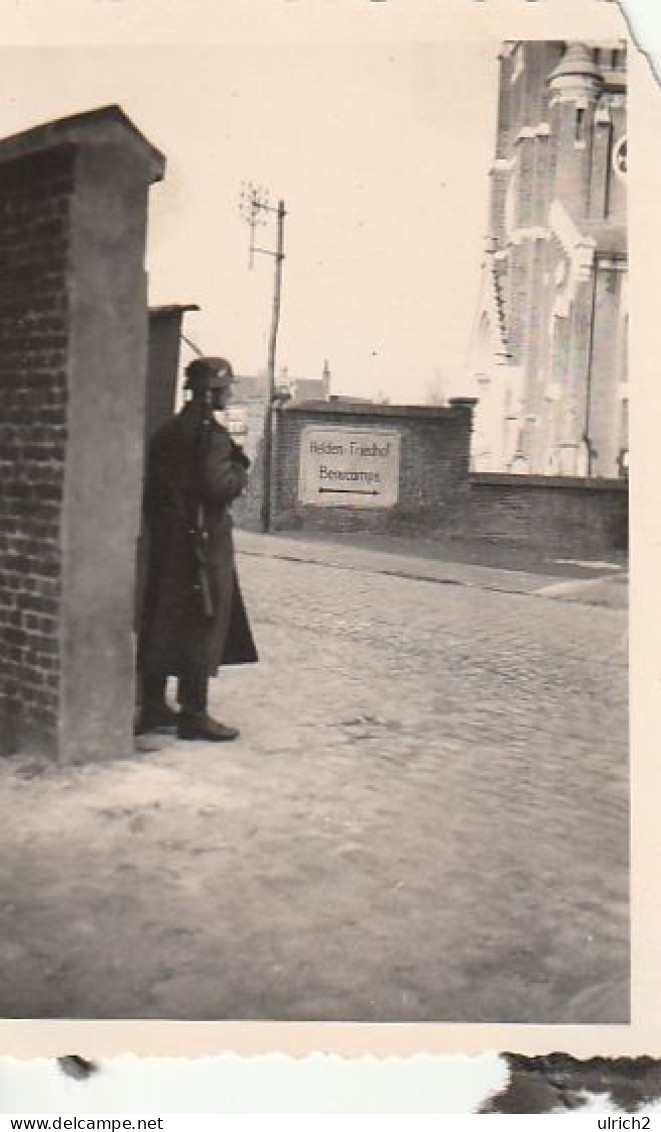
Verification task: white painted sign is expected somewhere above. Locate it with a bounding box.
[298,426,401,508]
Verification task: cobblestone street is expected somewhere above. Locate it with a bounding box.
[0,535,628,1023]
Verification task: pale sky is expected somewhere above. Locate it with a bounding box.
[0,41,499,403]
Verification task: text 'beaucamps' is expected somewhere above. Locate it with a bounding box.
[319,466,381,484]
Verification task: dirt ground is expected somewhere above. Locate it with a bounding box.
[0,536,628,1022]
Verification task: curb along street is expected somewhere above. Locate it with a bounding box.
[235,529,628,611]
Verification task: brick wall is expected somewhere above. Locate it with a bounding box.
[0,145,75,754]
[261,399,476,537]
[462,473,628,553]
[0,107,164,761]
[235,402,627,555]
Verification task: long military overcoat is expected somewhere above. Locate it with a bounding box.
[138,399,258,679]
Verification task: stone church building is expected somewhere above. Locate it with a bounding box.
[469,41,627,477]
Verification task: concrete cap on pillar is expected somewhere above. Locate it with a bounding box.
[0,104,166,183]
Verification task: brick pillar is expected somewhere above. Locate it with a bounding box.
[0,106,165,761]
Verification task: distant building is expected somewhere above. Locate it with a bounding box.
[287,359,332,403]
[224,373,267,461]
[469,41,627,476]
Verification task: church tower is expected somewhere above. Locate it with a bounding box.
[469,41,627,477]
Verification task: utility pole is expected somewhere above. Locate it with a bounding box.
[263,199,286,533]
[582,261,600,478]
[239,183,287,532]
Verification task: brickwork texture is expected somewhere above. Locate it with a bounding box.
[465,473,628,553]
[0,108,164,761]
[0,145,74,754]
[268,400,475,537]
[235,398,627,554]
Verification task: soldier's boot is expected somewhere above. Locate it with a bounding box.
[135,703,180,735]
[135,673,180,735]
[177,712,239,742]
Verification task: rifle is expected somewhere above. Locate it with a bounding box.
[187,415,249,619]
[188,416,215,621]
[189,501,215,620]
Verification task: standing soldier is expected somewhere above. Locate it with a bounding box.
[137,356,258,741]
